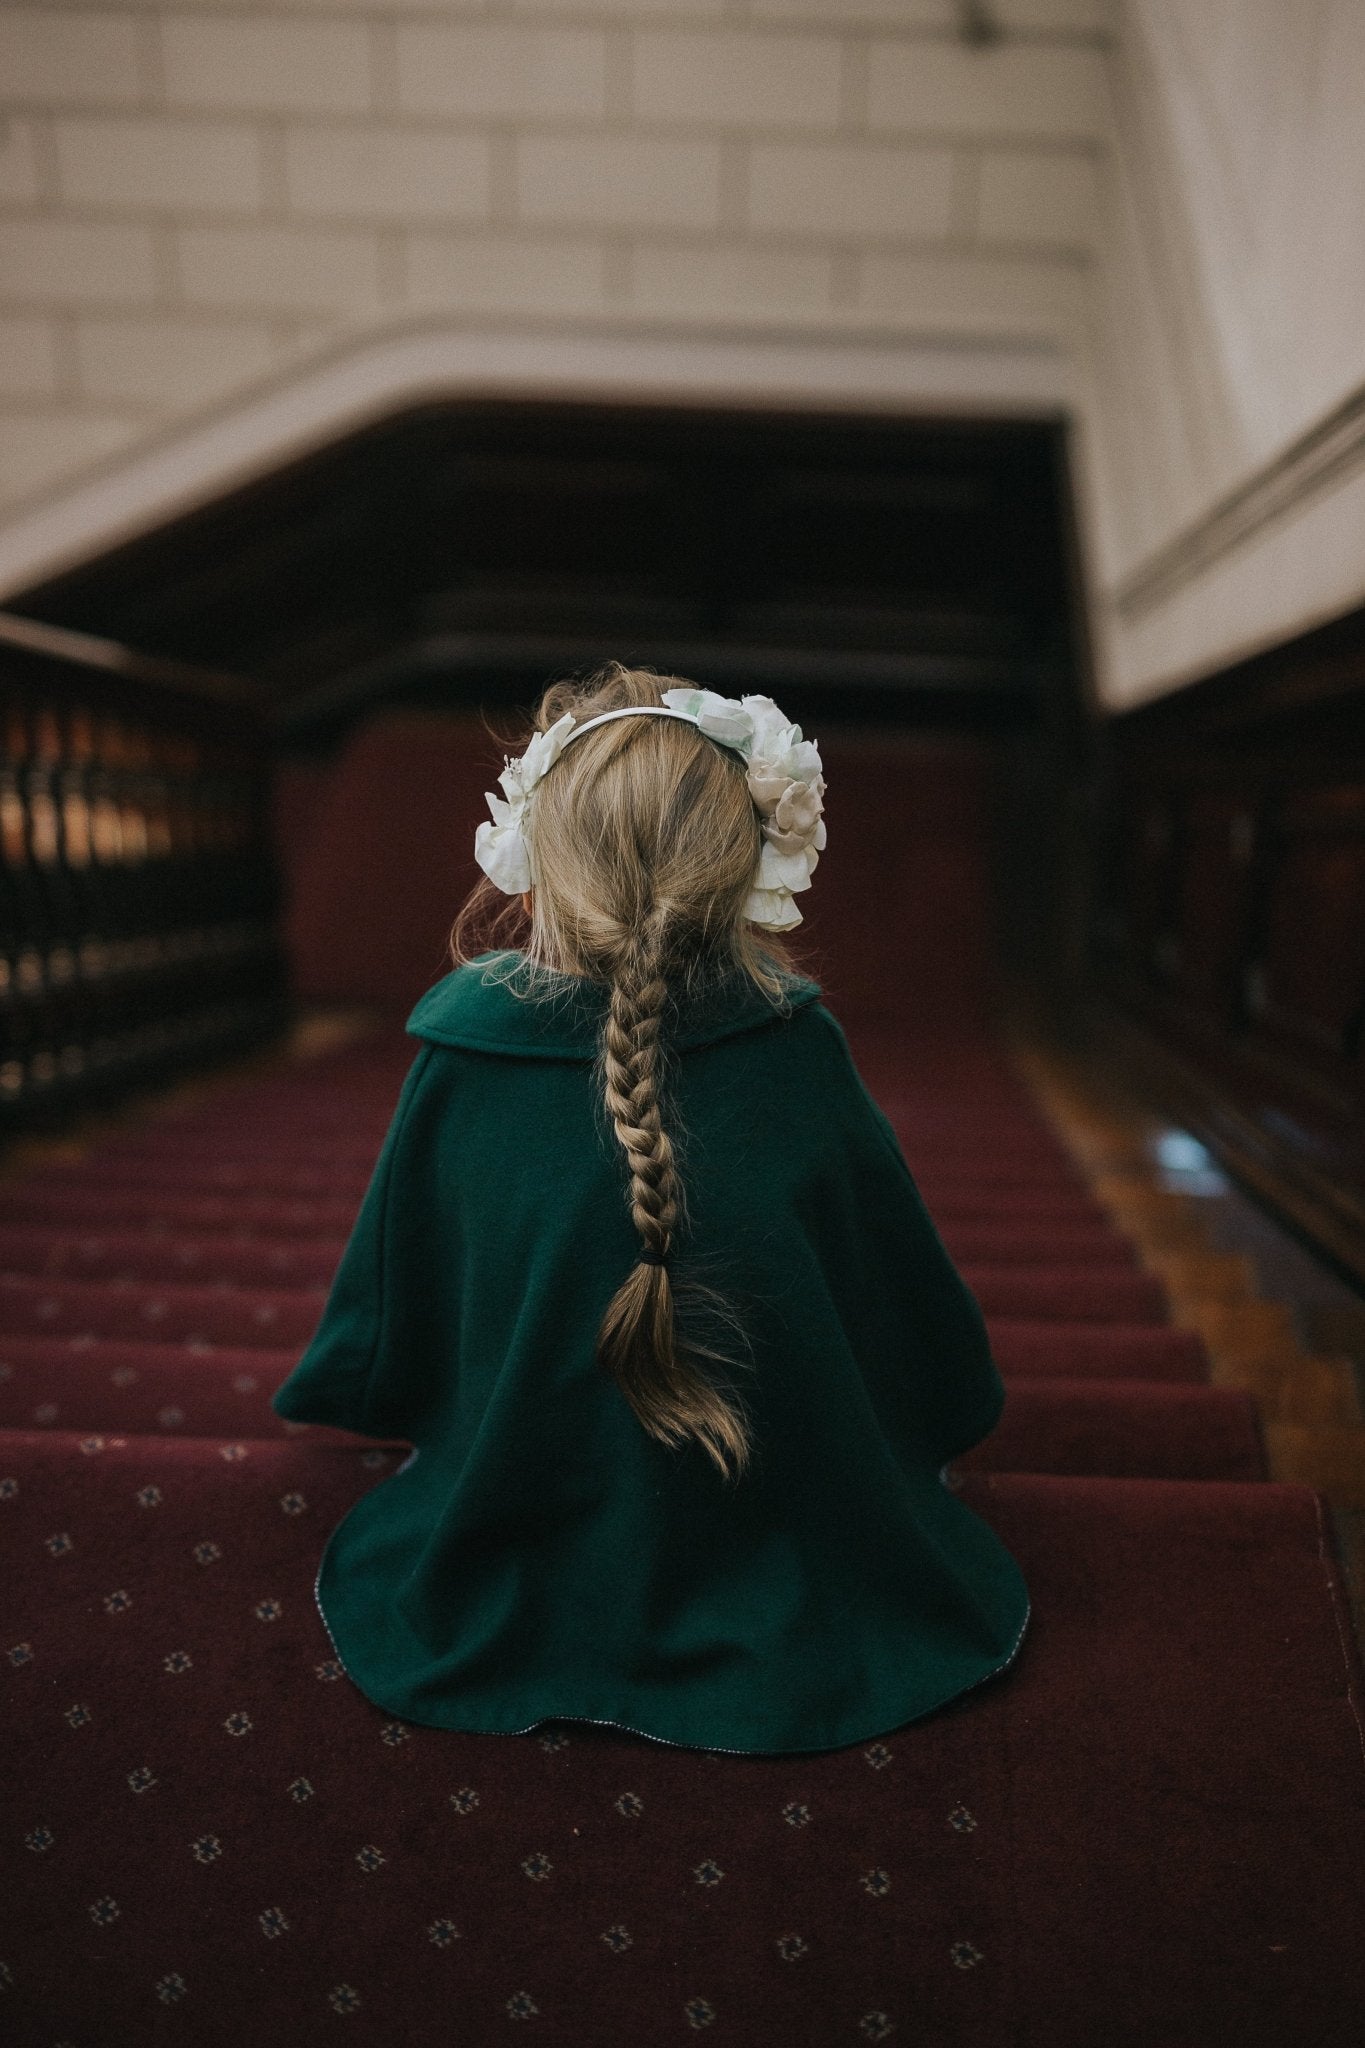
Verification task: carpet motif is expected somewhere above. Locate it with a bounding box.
[2,987,1363,2042]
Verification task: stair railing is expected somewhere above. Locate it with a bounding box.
[0,611,285,1129]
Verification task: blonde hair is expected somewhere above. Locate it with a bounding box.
[452,664,800,1480]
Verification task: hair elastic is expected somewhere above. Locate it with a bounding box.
[638,1247,669,1267]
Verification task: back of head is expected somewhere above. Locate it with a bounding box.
[453,664,800,1479]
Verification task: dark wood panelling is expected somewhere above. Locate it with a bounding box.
[0,615,284,1130]
[1256,784,1365,1072]
[10,400,1076,735]
[1084,603,1365,1285]
[5,397,1090,1139]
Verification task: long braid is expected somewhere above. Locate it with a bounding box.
[454,663,787,1480]
[596,923,751,1481]
[601,928,678,1261]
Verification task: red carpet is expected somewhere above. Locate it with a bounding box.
[4,1435,1361,2047]
[3,716,1363,2040]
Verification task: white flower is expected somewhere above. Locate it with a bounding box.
[504,711,575,800]
[745,884,805,931]
[739,696,789,762]
[474,711,576,893]
[749,734,821,793]
[661,687,753,749]
[474,813,532,894]
[758,841,815,894]
[474,690,826,933]
[475,789,532,892]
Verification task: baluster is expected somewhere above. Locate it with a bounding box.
[0,612,283,1129]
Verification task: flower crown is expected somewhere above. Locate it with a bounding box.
[474,687,827,932]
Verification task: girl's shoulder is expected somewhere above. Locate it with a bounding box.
[406,952,827,1063]
[404,952,589,1061]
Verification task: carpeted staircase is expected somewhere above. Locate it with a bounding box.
[2,718,1362,2045]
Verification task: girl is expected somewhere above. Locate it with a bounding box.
[272,665,1030,1754]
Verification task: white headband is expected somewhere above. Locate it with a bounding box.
[562,705,705,744]
[474,687,826,932]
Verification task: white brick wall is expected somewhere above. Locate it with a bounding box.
[54,117,265,215]
[0,121,45,207]
[0,412,145,506]
[0,0,1111,516]
[858,247,1090,331]
[632,240,835,316]
[73,314,281,407]
[283,128,492,223]
[394,25,609,122]
[750,142,955,240]
[866,41,1107,140]
[0,315,61,401]
[0,13,144,108]
[517,133,721,229]
[631,31,843,131]
[0,220,160,305]
[406,230,607,312]
[751,1,949,24]
[161,19,374,115]
[978,149,1098,250]
[175,223,386,312]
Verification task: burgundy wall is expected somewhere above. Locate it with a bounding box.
[277,712,1002,1036]
[282,712,504,1008]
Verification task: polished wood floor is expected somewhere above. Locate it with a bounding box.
[1009,1027,1365,1652]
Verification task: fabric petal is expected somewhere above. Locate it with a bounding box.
[763,823,812,858]
[519,711,576,788]
[745,884,804,931]
[741,696,790,761]
[475,819,532,895]
[747,766,789,812]
[783,738,823,785]
[759,841,815,893]
[695,695,754,749]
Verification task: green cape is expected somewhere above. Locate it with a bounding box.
[273,953,1030,1753]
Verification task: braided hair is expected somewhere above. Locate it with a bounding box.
[452,665,798,1480]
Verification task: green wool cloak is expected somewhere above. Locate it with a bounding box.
[272,952,1031,1754]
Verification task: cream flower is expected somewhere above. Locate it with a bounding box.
[744,884,804,931]
[474,691,825,932]
[758,841,816,893]
[747,769,790,815]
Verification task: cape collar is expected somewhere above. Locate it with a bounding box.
[407,952,822,1061]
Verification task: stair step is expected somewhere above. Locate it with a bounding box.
[963,1377,1265,1481]
[2,1435,1360,2046]
[0,1343,1254,1480]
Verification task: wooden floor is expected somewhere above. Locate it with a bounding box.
[1008,1025,1365,1652]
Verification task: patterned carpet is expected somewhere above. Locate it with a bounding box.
[3,722,1363,2042]
[3,1022,1364,2046]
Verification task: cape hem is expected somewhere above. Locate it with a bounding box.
[307,1534,1033,1759]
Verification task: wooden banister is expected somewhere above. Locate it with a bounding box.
[0,613,284,1130]
[0,610,261,711]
